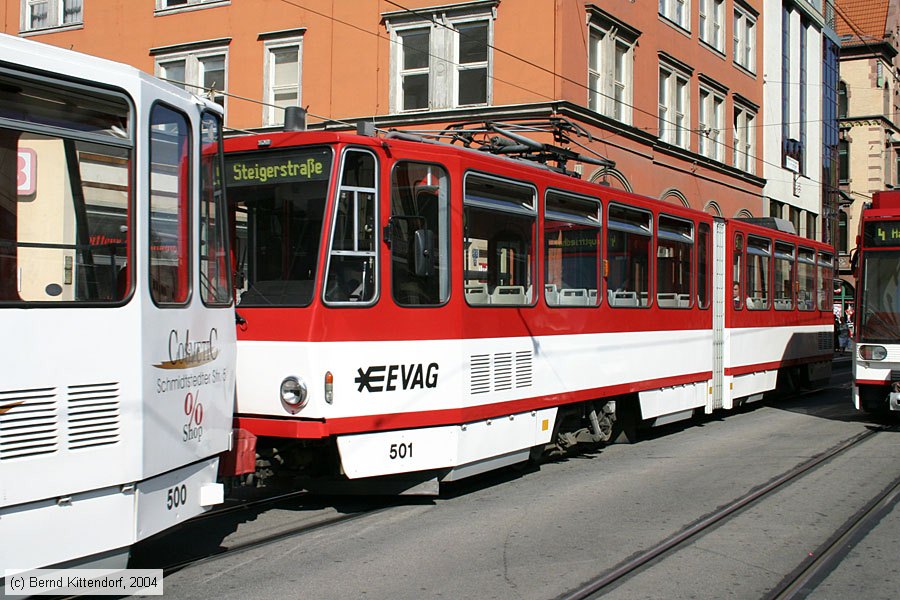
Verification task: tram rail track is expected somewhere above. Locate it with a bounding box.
[766,472,900,599]
[557,422,899,600]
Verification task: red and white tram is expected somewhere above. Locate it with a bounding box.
[853,190,900,412]
[224,120,833,492]
[0,33,235,574]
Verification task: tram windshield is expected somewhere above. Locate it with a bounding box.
[858,249,900,343]
[226,147,332,306]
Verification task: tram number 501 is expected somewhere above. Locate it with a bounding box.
[389,442,413,460]
[166,484,187,510]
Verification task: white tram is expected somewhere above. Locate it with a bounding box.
[0,33,236,575]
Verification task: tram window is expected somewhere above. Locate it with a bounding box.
[0,71,130,140]
[150,104,191,305]
[746,236,770,310]
[732,234,744,309]
[0,75,132,305]
[199,112,231,306]
[656,215,693,308]
[607,204,651,307]
[389,162,450,306]
[697,223,710,309]
[544,190,601,307]
[463,173,536,306]
[226,147,331,307]
[817,252,834,311]
[797,247,816,311]
[773,242,795,311]
[325,149,378,304]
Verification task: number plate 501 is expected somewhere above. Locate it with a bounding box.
[389,442,413,459]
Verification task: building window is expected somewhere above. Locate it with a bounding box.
[263,38,302,127]
[885,139,894,187]
[155,48,228,111]
[21,0,82,32]
[838,139,849,183]
[837,211,848,253]
[789,206,801,234]
[699,0,724,52]
[385,3,495,113]
[806,212,817,241]
[733,103,756,174]
[659,0,690,31]
[456,21,489,106]
[781,6,791,151]
[156,0,226,9]
[588,16,636,124]
[659,62,690,149]
[769,199,783,219]
[896,149,900,187]
[733,4,756,73]
[396,27,430,110]
[838,81,848,118]
[799,20,808,177]
[699,86,724,161]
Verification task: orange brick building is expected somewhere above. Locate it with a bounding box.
[2,0,769,217]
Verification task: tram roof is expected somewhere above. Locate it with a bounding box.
[0,33,219,114]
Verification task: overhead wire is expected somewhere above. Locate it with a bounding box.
[379,0,851,194]
[180,0,872,205]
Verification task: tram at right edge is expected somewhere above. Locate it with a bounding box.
[853,190,900,414]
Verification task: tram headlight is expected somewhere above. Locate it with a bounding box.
[858,345,887,361]
[280,376,308,413]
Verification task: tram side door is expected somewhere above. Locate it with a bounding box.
[140,106,235,481]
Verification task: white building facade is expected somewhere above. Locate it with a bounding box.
[763,0,831,241]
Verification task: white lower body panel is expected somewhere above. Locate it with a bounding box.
[1,457,222,574]
[639,380,710,420]
[336,407,557,479]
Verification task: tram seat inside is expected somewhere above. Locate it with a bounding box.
[609,291,639,307]
[774,298,793,310]
[559,288,589,306]
[746,296,768,310]
[465,283,489,304]
[656,293,679,308]
[544,284,559,305]
[491,285,526,305]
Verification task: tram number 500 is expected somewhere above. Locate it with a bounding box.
[389,442,413,460]
[166,484,187,510]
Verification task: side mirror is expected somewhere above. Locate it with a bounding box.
[413,228,434,277]
[388,216,434,278]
